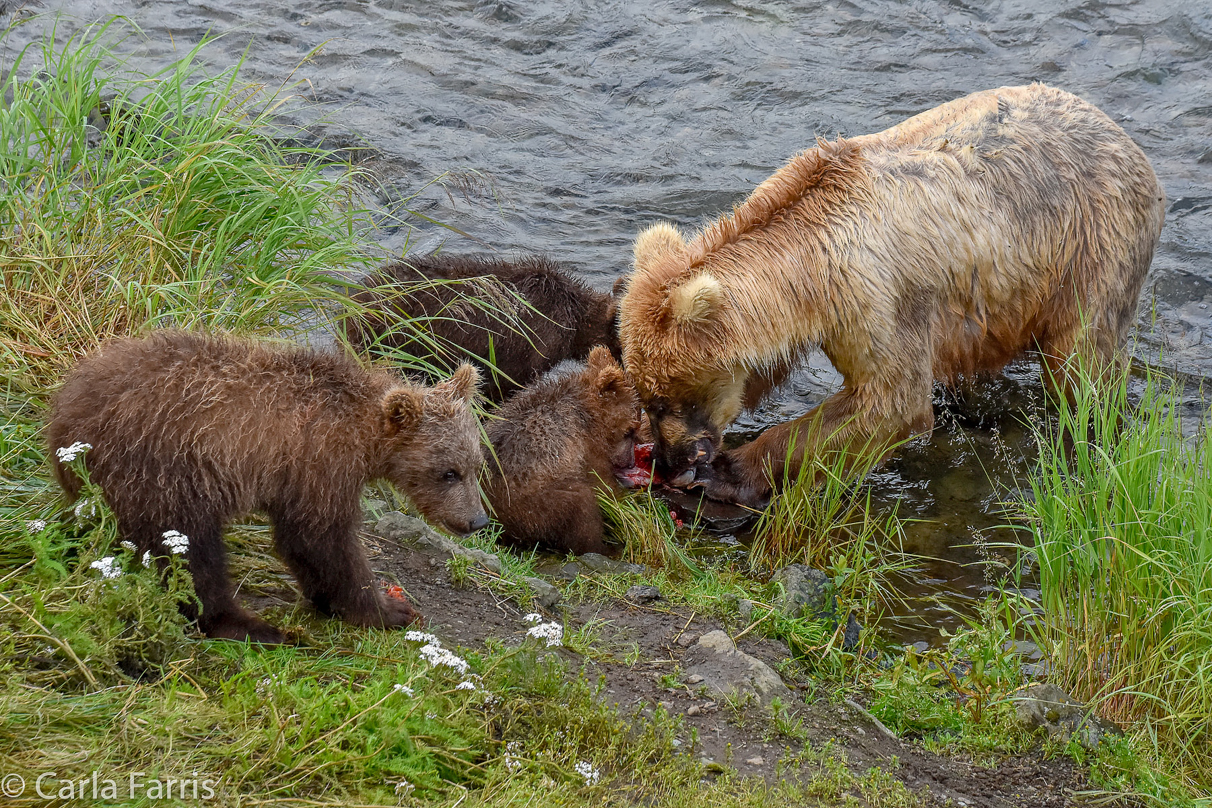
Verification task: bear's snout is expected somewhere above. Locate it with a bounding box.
[468,513,489,533]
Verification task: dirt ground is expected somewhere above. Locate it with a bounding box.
[363,531,1090,808]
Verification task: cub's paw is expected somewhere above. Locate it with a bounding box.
[205,613,288,645]
[377,588,424,629]
[696,454,772,510]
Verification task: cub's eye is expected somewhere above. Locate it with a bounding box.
[443,470,461,483]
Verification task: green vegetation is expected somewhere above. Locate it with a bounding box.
[0,16,1206,808]
[1017,361,1212,796]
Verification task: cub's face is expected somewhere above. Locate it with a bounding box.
[580,346,642,469]
[380,365,488,536]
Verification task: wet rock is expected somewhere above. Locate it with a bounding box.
[1003,640,1043,661]
[375,511,502,574]
[579,552,646,575]
[905,641,931,654]
[626,584,662,604]
[524,576,561,609]
[1013,684,1122,750]
[842,612,862,650]
[683,630,794,708]
[772,564,833,619]
[676,632,699,648]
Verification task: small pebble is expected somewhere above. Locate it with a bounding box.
[676,632,698,647]
[687,705,702,716]
[745,756,764,766]
[626,584,662,604]
[685,674,705,685]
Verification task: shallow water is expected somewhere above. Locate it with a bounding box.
[4,0,1211,644]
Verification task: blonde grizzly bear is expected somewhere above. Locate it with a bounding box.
[483,346,640,556]
[618,84,1166,506]
[48,331,486,644]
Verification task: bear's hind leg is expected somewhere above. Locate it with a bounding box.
[119,511,285,644]
[269,510,421,630]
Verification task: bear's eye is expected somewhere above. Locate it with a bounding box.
[443,470,461,483]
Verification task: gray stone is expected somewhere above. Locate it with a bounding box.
[375,511,502,574]
[579,552,646,575]
[772,564,833,620]
[524,576,562,609]
[842,612,862,650]
[737,598,754,621]
[1003,640,1043,661]
[1013,684,1122,750]
[626,584,662,604]
[683,630,794,708]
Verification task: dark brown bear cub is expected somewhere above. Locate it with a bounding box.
[484,346,640,556]
[48,331,486,644]
[345,253,621,402]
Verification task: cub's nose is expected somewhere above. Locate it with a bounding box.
[468,513,489,533]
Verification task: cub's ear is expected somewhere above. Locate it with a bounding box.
[667,273,722,325]
[381,386,425,433]
[611,274,629,298]
[435,363,480,403]
[587,347,631,398]
[633,222,687,272]
[585,344,617,375]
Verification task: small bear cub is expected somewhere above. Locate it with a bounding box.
[48,330,486,644]
[345,253,621,402]
[483,346,644,556]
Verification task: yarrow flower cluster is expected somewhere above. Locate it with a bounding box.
[522,613,543,624]
[56,442,92,463]
[526,620,563,648]
[89,556,121,580]
[27,520,47,534]
[504,741,523,772]
[404,631,471,675]
[574,761,600,785]
[393,684,415,696]
[393,779,414,797]
[161,530,189,554]
[73,498,97,520]
[455,680,477,691]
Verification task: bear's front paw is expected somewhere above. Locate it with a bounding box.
[378,588,424,629]
[696,454,772,510]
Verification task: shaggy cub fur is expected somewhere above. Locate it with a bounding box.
[48,330,486,643]
[483,347,639,555]
[346,254,621,402]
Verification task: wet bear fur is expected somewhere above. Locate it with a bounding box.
[345,253,621,402]
[48,330,486,644]
[483,346,639,556]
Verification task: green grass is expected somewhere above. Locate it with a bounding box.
[1016,361,1212,796]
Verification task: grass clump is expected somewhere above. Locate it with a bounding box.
[1018,362,1212,795]
[0,20,383,394]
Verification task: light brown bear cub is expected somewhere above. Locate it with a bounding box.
[48,330,486,644]
[484,346,640,556]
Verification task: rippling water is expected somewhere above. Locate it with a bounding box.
[5,0,1210,642]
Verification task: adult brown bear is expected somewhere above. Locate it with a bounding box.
[617,84,1166,507]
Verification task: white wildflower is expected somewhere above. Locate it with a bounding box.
[73,498,97,519]
[142,551,152,568]
[574,761,600,785]
[522,613,543,624]
[403,630,439,645]
[27,519,47,533]
[56,442,92,463]
[120,540,137,552]
[89,556,121,580]
[418,642,469,674]
[161,530,189,554]
[393,684,415,696]
[455,680,476,691]
[504,741,523,772]
[526,621,563,647]
[393,779,414,797]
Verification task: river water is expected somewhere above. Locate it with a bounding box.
[4,0,1211,643]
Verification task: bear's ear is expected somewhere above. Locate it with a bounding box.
[435,363,480,403]
[587,346,629,397]
[667,273,723,325]
[611,274,629,297]
[633,222,687,272]
[382,386,425,433]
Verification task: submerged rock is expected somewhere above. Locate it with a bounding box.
[1012,684,1122,750]
[683,630,794,708]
